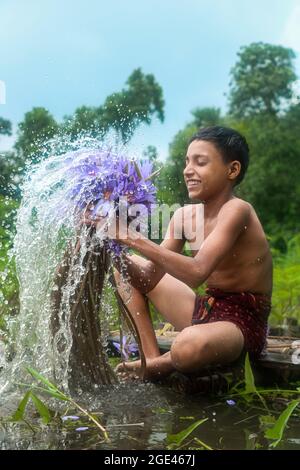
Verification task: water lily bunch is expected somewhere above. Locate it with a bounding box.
[65,148,159,252]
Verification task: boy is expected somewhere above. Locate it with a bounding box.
[97,126,273,380]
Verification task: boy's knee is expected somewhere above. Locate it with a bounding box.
[170,328,209,373]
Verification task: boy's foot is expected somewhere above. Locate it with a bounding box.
[115,359,148,381]
[115,351,174,381]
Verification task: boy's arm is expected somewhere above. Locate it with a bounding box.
[123,199,250,289]
[113,208,186,293]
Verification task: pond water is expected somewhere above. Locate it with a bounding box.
[1,381,300,450]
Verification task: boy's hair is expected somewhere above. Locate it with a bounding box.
[189,126,249,185]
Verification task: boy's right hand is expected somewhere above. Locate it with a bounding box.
[80,204,106,228]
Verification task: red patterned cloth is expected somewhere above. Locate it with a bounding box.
[192,288,272,357]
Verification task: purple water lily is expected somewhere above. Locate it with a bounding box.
[112,335,139,360]
[67,150,156,211]
[63,149,158,254]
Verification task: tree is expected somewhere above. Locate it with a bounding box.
[0,117,12,138]
[159,124,197,206]
[233,108,300,235]
[62,106,101,140]
[0,118,18,198]
[191,107,222,127]
[228,42,297,118]
[143,145,158,163]
[99,68,165,143]
[63,68,165,144]
[15,107,58,163]
[0,152,23,198]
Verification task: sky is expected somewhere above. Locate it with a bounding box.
[0,0,300,159]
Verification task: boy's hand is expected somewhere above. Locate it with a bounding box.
[80,204,141,244]
[96,215,141,244]
[80,204,105,228]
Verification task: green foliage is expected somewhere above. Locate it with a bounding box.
[100,68,164,143]
[234,110,300,233]
[191,106,222,127]
[244,352,257,394]
[0,151,24,198]
[62,68,165,144]
[143,145,158,162]
[159,124,197,205]
[0,195,19,329]
[12,390,52,425]
[228,42,297,118]
[0,117,12,137]
[270,233,300,324]
[264,400,299,448]
[167,418,209,449]
[11,367,109,438]
[14,107,59,164]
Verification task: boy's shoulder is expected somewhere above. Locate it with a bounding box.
[219,197,252,215]
[179,198,252,217]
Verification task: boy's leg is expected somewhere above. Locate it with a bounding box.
[114,265,160,359]
[170,321,244,373]
[114,254,196,375]
[117,321,244,380]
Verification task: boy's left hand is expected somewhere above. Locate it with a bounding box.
[96,215,139,244]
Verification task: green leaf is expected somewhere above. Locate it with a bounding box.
[245,353,257,394]
[30,392,52,425]
[167,418,208,449]
[265,400,299,448]
[11,391,31,422]
[26,367,60,393]
[259,414,276,427]
[193,437,213,450]
[35,388,69,401]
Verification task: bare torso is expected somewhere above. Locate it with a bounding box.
[183,200,273,295]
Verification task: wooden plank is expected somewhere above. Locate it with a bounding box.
[108,331,300,371]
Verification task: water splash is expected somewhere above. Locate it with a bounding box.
[0,136,153,400]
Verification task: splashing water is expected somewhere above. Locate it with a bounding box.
[0,137,157,400]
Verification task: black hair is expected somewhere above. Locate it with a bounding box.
[189,126,249,185]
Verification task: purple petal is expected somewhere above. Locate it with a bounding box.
[128,343,139,354]
[226,399,236,406]
[61,415,80,421]
[112,341,121,352]
[75,427,89,432]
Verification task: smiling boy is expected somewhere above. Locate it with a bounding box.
[108,126,273,380]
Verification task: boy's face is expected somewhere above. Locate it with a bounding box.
[184,140,233,202]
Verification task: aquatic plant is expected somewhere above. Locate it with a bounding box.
[11,366,108,440]
[227,353,300,448]
[166,418,210,450]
